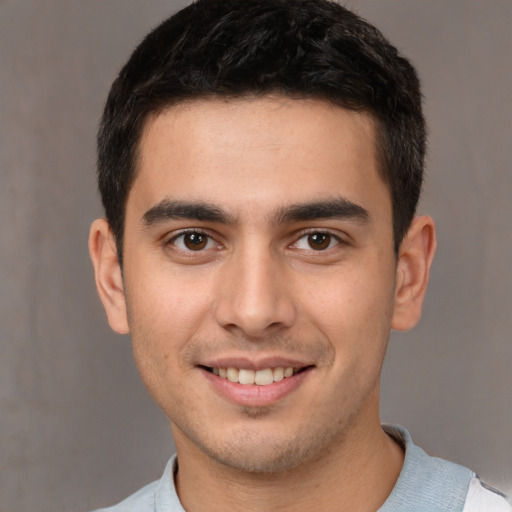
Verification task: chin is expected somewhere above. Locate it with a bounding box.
[195,423,343,475]
[207,443,310,474]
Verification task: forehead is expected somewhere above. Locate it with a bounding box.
[130,96,389,220]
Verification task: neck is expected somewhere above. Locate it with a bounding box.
[173,401,404,512]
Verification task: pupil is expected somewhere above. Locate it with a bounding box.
[308,233,330,250]
[185,233,207,250]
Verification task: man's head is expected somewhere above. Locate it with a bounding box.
[90,0,435,481]
[97,0,425,264]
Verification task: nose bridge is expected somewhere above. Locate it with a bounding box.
[214,237,295,337]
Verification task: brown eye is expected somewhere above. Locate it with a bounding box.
[183,232,208,250]
[307,233,331,250]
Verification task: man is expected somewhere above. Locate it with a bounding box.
[88,0,511,510]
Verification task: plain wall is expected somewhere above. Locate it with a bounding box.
[0,1,510,510]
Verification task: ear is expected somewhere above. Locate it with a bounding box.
[391,215,436,331]
[89,218,130,334]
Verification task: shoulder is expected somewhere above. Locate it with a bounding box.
[380,425,511,512]
[90,456,183,512]
[91,480,158,512]
[462,477,512,512]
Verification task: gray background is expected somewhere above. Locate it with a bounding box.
[1,1,510,511]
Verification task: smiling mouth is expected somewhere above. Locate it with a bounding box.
[202,366,311,386]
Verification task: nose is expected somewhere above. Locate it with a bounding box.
[213,243,296,338]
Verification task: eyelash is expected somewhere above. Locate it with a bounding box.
[291,230,343,251]
[166,229,221,253]
[165,228,345,254]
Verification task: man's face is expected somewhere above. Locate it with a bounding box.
[120,97,399,472]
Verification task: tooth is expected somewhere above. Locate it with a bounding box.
[238,369,255,385]
[226,367,239,383]
[212,368,220,376]
[219,368,227,378]
[284,367,293,378]
[273,367,284,382]
[255,368,274,385]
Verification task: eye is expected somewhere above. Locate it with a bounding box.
[294,232,340,251]
[170,231,217,252]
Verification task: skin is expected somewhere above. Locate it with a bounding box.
[90,96,436,511]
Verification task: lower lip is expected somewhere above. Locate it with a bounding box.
[201,368,312,407]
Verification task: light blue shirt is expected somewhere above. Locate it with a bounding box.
[93,425,511,511]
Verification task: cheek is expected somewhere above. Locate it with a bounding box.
[126,260,215,336]
[126,283,210,418]
[124,266,214,386]
[306,268,394,325]
[301,264,395,364]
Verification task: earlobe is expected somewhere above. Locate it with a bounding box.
[391,215,436,332]
[88,219,130,334]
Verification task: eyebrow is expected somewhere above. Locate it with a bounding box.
[142,199,233,227]
[273,198,370,224]
[141,197,369,228]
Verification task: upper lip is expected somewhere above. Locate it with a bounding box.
[199,355,313,371]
